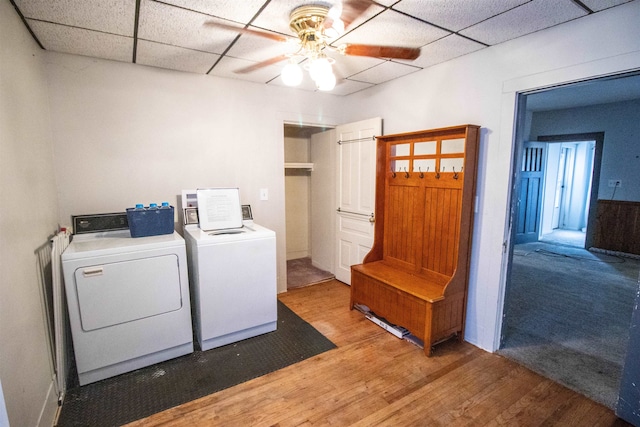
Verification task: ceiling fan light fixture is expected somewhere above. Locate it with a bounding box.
[308,57,332,82]
[316,71,336,91]
[281,61,303,86]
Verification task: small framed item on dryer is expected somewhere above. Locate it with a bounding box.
[241,205,253,220]
[196,188,243,231]
[184,207,199,225]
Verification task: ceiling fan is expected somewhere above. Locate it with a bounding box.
[204,0,421,91]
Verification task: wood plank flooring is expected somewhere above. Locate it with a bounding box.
[126,280,629,426]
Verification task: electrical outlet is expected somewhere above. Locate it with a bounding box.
[608,179,622,188]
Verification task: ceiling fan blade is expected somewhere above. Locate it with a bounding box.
[324,0,375,30]
[235,54,289,74]
[342,44,421,60]
[203,21,289,43]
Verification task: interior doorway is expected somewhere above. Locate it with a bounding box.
[539,139,597,248]
[515,134,601,248]
[500,73,640,410]
[283,123,335,289]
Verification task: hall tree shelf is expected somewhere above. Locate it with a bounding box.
[284,163,314,171]
[350,124,480,356]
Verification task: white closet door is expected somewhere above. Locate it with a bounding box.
[335,117,382,284]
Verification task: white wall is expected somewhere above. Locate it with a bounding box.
[45,53,346,293]
[530,99,640,202]
[284,135,311,260]
[0,1,60,425]
[341,1,640,351]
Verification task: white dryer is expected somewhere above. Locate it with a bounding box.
[62,217,193,386]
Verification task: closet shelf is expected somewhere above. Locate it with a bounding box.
[284,162,314,171]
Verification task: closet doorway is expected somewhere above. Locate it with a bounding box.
[284,123,335,289]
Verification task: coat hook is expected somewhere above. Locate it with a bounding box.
[390,166,396,178]
[404,167,409,178]
[453,166,459,180]
[435,166,441,179]
[419,167,424,179]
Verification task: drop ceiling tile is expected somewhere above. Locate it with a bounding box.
[407,34,486,68]
[325,49,386,79]
[136,40,219,74]
[158,0,266,24]
[580,0,635,11]
[335,9,450,49]
[225,31,299,62]
[14,0,135,36]
[209,56,282,84]
[138,0,238,54]
[460,0,588,45]
[393,0,530,32]
[348,61,421,85]
[330,79,375,96]
[27,20,132,62]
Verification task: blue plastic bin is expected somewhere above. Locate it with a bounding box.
[126,206,174,237]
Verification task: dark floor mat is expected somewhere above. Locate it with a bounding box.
[57,301,336,426]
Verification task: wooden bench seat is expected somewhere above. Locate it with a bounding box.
[351,261,446,303]
[351,262,465,356]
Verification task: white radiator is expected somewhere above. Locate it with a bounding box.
[37,229,71,405]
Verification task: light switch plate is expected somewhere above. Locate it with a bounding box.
[260,188,268,200]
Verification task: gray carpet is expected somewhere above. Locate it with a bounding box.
[56,301,336,426]
[287,257,334,289]
[500,241,640,409]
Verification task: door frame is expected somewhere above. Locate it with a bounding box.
[536,132,604,249]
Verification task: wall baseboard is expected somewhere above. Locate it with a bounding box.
[36,381,58,427]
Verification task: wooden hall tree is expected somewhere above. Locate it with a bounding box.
[350,125,480,355]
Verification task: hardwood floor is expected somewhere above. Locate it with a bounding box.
[126,280,628,426]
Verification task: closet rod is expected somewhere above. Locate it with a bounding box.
[337,135,375,145]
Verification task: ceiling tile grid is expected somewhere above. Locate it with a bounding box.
[14,0,135,36]
[26,20,133,63]
[158,0,267,23]
[348,60,422,85]
[209,55,283,84]
[334,9,451,48]
[391,0,531,33]
[10,0,638,96]
[136,40,221,74]
[581,0,635,11]
[408,34,486,68]
[459,0,588,45]
[137,0,239,54]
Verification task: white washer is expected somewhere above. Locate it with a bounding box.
[62,229,193,386]
[184,223,277,351]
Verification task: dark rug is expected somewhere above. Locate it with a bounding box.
[287,257,334,289]
[57,301,336,426]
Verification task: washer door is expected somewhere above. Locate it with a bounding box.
[74,254,182,331]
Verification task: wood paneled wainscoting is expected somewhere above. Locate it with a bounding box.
[593,200,640,255]
[127,281,627,426]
